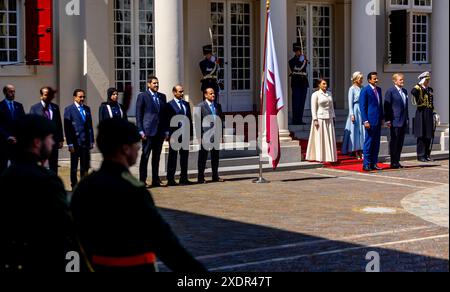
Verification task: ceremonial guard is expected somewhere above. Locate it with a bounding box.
[0,115,78,272]
[412,72,437,162]
[70,119,206,272]
[199,45,220,102]
[289,43,309,125]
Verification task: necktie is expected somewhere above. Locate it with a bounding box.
[153,94,160,112]
[210,103,216,117]
[373,88,379,104]
[399,90,406,106]
[178,100,186,115]
[44,106,51,120]
[8,101,14,118]
[79,106,86,121]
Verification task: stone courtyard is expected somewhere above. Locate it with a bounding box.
[61,159,449,272]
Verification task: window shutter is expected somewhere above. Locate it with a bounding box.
[389,10,408,64]
[25,0,53,65]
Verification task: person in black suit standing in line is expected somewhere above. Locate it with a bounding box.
[384,73,409,169]
[0,84,25,174]
[166,85,194,186]
[136,76,169,188]
[30,87,64,174]
[64,89,94,189]
[196,88,224,184]
[99,87,128,123]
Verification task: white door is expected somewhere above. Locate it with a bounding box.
[113,0,155,116]
[211,1,253,113]
[296,4,333,110]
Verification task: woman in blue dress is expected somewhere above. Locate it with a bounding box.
[342,72,365,158]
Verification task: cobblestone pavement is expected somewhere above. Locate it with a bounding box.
[61,160,449,272]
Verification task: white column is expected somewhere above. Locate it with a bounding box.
[265,0,291,141]
[84,0,112,125]
[351,0,378,77]
[432,0,449,125]
[154,0,184,98]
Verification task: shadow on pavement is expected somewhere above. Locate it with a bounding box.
[158,208,449,272]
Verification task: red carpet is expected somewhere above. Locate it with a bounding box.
[292,136,391,173]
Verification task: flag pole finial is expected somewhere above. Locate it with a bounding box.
[266,0,270,10]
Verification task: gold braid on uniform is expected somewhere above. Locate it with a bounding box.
[201,62,219,81]
[412,85,433,109]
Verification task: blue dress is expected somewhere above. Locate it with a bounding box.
[342,86,365,155]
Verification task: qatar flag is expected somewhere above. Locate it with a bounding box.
[264,11,284,170]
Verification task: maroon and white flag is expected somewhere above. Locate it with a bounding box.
[264,11,284,170]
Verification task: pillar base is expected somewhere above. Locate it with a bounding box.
[436,124,449,152]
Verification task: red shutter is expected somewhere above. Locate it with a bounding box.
[25,0,53,65]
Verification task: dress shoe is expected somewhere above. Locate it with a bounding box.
[179,179,194,186]
[197,179,207,184]
[363,166,372,172]
[426,157,434,162]
[212,177,225,183]
[167,180,179,187]
[152,181,168,188]
[372,165,383,171]
[390,164,400,170]
[418,158,428,163]
[398,163,405,168]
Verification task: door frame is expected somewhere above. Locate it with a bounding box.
[211,0,254,112]
[295,2,334,110]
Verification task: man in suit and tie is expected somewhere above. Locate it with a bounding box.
[64,89,94,189]
[360,72,385,172]
[166,85,194,186]
[30,87,64,174]
[0,85,26,174]
[136,76,169,188]
[196,88,224,184]
[384,73,409,169]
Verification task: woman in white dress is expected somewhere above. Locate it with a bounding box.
[306,79,338,163]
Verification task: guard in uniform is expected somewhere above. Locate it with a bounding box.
[289,43,309,125]
[411,72,435,162]
[0,115,78,272]
[70,119,206,272]
[199,45,220,102]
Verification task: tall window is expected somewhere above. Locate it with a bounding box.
[296,4,333,89]
[387,0,432,64]
[114,0,155,93]
[0,0,19,64]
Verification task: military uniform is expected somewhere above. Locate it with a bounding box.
[412,83,435,161]
[70,161,206,272]
[200,45,220,100]
[289,43,309,125]
[0,153,78,272]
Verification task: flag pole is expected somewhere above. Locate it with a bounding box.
[253,0,271,184]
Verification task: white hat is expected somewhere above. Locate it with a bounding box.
[418,71,431,81]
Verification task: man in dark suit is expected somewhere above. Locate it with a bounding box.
[360,72,385,172]
[0,84,26,174]
[136,76,169,188]
[64,89,94,189]
[196,88,224,184]
[384,73,409,169]
[166,85,194,186]
[30,87,64,174]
